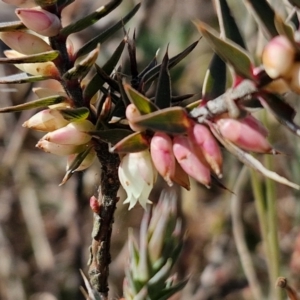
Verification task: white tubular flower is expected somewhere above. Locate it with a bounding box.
[119,150,157,210]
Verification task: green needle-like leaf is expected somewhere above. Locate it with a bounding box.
[134,107,190,134]
[217,0,246,48]
[125,84,159,114]
[196,21,254,81]
[60,0,122,36]
[202,53,226,101]
[0,50,59,64]
[83,38,125,101]
[0,96,66,113]
[155,50,171,109]
[0,21,26,32]
[243,0,278,38]
[142,41,199,84]
[0,73,50,84]
[59,107,90,121]
[76,3,141,59]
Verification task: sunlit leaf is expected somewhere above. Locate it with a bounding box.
[59,107,90,121]
[134,107,190,134]
[0,73,50,84]
[0,50,59,64]
[125,84,159,114]
[60,0,122,36]
[110,131,149,153]
[0,95,66,112]
[195,21,255,81]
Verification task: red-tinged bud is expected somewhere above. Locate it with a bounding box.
[262,35,295,79]
[191,124,223,177]
[4,49,59,77]
[125,103,145,132]
[173,135,211,188]
[22,109,69,131]
[0,32,52,55]
[242,115,268,137]
[66,149,96,172]
[16,7,61,37]
[216,118,271,153]
[89,196,100,213]
[2,0,35,7]
[150,132,175,186]
[36,140,87,155]
[42,120,95,145]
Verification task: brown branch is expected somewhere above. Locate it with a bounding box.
[88,140,120,297]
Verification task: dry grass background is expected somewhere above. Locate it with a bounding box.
[0,1,300,299]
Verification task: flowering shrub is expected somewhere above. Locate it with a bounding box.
[1,0,300,299]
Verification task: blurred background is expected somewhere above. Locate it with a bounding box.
[0,0,300,299]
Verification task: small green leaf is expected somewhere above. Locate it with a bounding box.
[0,73,50,84]
[202,53,226,101]
[0,50,59,64]
[83,38,125,101]
[243,0,278,38]
[60,146,93,185]
[117,75,131,107]
[142,41,199,84]
[217,0,246,48]
[91,128,132,145]
[95,64,119,91]
[60,0,122,36]
[110,131,149,153]
[63,46,99,80]
[60,107,90,121]
[76,3,141,59]
[0,21,26,32]
[259,93,300,136]
[154,279,189,300]
[195,21,254,81]
[125,84,159,114]
[0,95,66,113]
[155,50,171,109]
[134,107,190,134]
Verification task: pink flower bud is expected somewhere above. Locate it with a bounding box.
[22,109,69,131]
[66,149,96,172]
[0,32,52,55]
[191,124,223,177]
[2,0,35,7]
[125,103,145,132]
[36,140,87,156]
[173,135,211,188]
[262,35,295,79]
[89,196,100,213]
[216,117,271,153]
[42,120,94,145]
[150,132,175,186]
[16,7,61,37]
[4,49,59,77]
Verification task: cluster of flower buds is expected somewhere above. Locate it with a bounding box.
[262,35,300,94]
[121,103,272,209]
